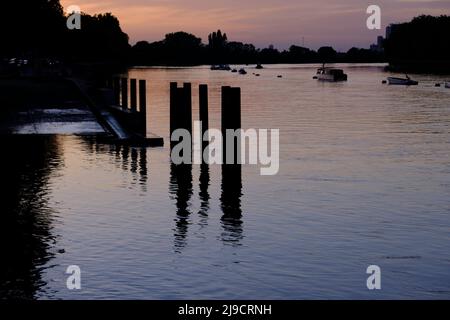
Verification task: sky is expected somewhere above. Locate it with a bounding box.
[60,0,450,51]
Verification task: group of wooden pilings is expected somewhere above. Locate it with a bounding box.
[112,77,147,114]
[111,77,148,137]
[169,82,242,164]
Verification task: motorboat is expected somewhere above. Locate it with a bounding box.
[316,67,347,82]
[387,76,418,86]
[239,68,247,75]
[211,64,231,71]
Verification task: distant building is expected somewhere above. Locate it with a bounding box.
[385,24,399,40]
[370,35,384,52]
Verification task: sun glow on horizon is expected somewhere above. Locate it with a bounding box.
[60,0,450,51]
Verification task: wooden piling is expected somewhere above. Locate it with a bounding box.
[121,78,128,110]
[139,80,147,136]
[170,82,193,134]
[221,86,241,164]
[199,84,209,162]
[113,77,121,106]
[130,79,137,112]
[170,82,193,158]
[170,82,178,138]
[139,80,147,114]
[182,83,192,134]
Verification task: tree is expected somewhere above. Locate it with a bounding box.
[318,46,337,62]
[0,0,66,56]
[65,13,130,62]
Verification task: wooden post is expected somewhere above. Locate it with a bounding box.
[106,78,113,89]
[170,82,178,143]
[130,79,137,112]
[121,78,128,110]
[170,82,193,155]
[199,84,209,162]
[139,80,147,114]
[221,86,241,164]
[113,77,121,106]
[221,86,242,233]
[182,83,192,134]
[139,80,147,136]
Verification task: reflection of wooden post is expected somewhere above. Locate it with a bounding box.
[121,78,128,110]
[130,79,137,112]
[113,77,120,105]
[221,86,241,164]
[199,84,209,162]
[139,80,147,136]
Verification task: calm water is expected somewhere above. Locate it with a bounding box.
[1,64,450,299]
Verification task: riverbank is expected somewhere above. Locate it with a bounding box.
[0,78,107,135]
[386,60,450,74]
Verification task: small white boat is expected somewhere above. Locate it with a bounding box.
[316,67,347,82]
[445,82,450,89]
[387,76,418,86]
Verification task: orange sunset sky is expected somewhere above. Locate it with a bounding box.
[61,0,450,50]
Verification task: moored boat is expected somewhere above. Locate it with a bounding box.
[387,76,418,86]
[316,67,347,82]
[211,64,231,71]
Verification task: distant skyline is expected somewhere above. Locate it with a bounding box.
[61,0,450,51]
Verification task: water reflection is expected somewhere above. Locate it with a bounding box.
[169,161,244,250]
[198,163,210,228]
[80,138,148,192]
[220,164,243,245]
[169,163,193,252]
[0,136,62,299]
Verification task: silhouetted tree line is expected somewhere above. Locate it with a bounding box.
[385,15,450,72]
[130,30,384,66]
[0,0,129,63]
[0,0,386,67]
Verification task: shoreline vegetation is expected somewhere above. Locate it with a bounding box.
[0,1,449,76]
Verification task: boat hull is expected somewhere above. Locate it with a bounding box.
[387,77,418,86]
[317,74,347,82]
[211,65,231,71]
[316,68,348,82]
